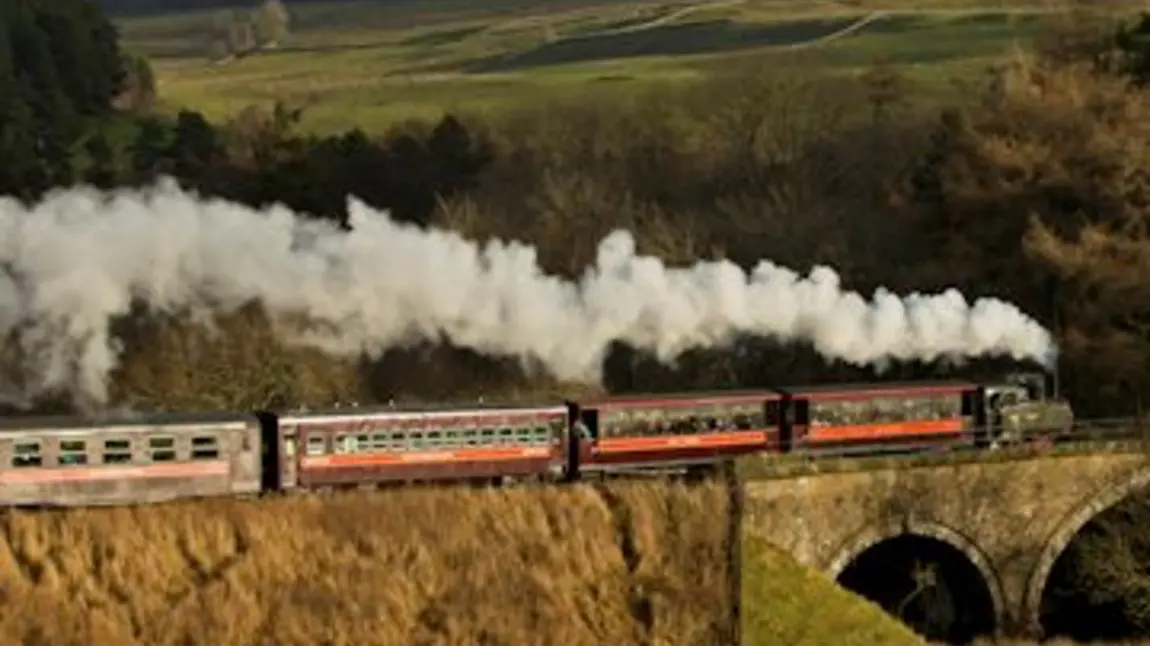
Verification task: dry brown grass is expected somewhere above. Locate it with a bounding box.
[0,481,732,646]
[966,634,1150,639]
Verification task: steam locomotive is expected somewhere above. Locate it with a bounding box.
[0,372,1073,508]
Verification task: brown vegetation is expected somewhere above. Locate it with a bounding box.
[970,634,1150,639]
[0,481,733,646]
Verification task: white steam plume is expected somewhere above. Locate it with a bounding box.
[0,179,1057,408]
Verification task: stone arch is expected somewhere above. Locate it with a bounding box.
[826,518,1006,630]
[1021,467,1150,635]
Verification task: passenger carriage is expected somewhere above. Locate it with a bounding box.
[278,402,571,488]
[566,390,779,476]
[773,381,978,456]
[0,411,262,507]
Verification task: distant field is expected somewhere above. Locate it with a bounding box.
[114,0,1141,133]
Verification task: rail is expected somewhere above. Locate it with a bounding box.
[739,417,1150,481]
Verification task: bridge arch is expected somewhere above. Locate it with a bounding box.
[1022,467,1150,636]
[827,518,1006,638]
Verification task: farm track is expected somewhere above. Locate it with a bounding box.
[566,3,1069,49]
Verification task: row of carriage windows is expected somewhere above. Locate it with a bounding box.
[809,395,964,427]
[305,422,560,456]
[598,396,966,436]
[10,435,222,468]
[600,404,767,438]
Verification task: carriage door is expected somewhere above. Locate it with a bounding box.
[280,425,299,491]
[580,407,600,465]
[563,405,581,481]
[791,399,811,451]
[257,413,282,491]
[766,399,785,452]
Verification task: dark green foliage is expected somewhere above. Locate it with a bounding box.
[0,0,125,199]
[1116,12,1150,86]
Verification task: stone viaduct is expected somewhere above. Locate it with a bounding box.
[742,443,1150,638]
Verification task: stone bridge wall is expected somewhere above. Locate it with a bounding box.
[743,449,1150,634]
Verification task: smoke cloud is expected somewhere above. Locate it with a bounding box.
[0,179,1057,408]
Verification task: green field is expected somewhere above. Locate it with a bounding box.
[115,0,1138,133]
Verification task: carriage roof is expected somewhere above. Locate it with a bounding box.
[776,380,977,400]
[581,389,779,409]
[276,400,567,425]
[0,409,256,434]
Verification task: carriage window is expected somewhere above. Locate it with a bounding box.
[370,432,391,450]
[334,434,356,454]
[606,410,634,437]
[464,428,479,447]
[59,440,88,466]
[450,430,466,448]
[191,436,220,460]
[819,402,838,425]
[765,401,781,427]
[611,411,631,436]
[149,436,177,462]
[871,397,904,424]
[306,436,326,456]
[478,425,496,445]
[733,404,764,430]
[388,431,407,451]
[599,413,619,437]
[638,412,659,436]
[12,441,41,467]
[103,438,133,464]
[409,431,426,450]
[938,395,962,418]
[693,405,718,432]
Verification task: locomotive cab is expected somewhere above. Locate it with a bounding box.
[981,372,1074,447]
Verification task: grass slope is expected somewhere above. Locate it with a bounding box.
[0,482,734,646]
[115,0,1132,133]
[0,476,951,646]
[742,534,927,646]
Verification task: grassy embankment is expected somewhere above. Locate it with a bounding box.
[0,479,926,646]
[111,0,1128,134]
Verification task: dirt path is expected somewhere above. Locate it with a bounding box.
[774,10,889,50]
[569,4,1063,49]
[592,0,749,36]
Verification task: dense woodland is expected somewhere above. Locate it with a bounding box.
[6,0,1150,635]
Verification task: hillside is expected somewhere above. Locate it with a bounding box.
[0,480,925,646]
[742,534,927,646]
[109,0,1127,133]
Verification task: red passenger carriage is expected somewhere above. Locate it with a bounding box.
[280,403,570,488]
[567,390,779,475]
[775,381,978,455]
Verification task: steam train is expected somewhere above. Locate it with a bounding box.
[0,373,1073,508]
